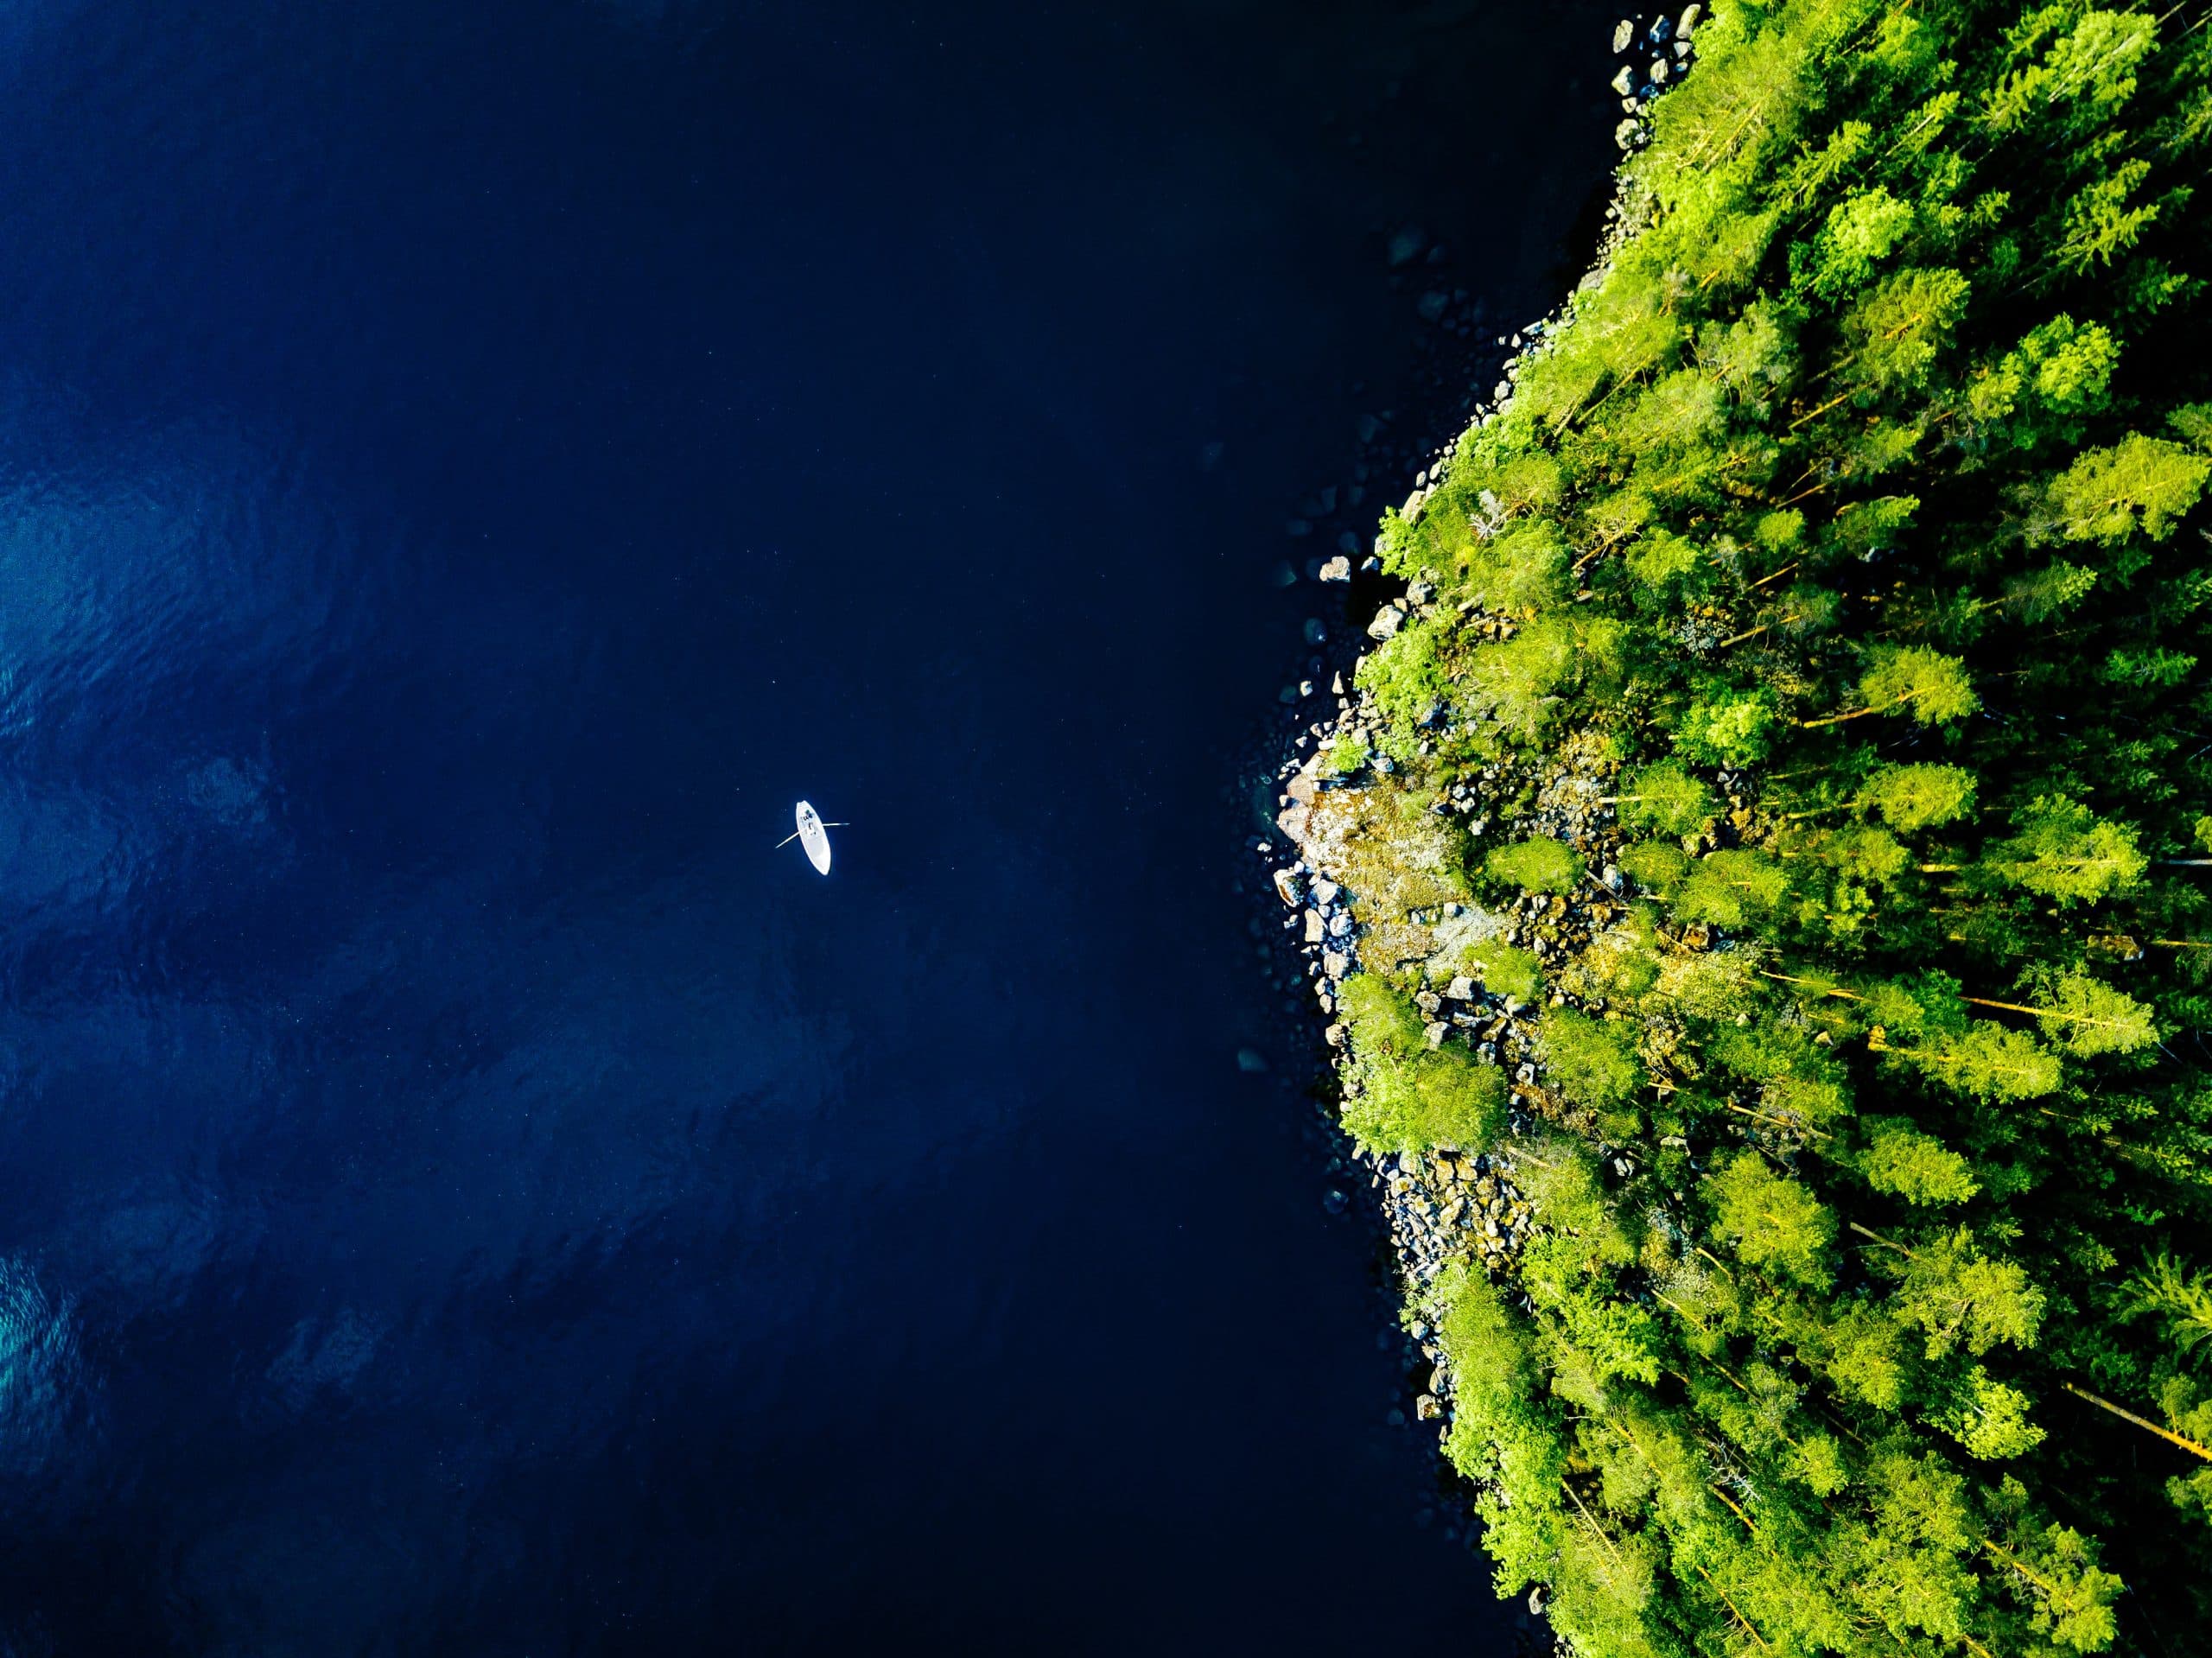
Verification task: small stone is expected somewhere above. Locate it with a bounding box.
[1236,1048,1268,1073]
[1424,1021,1449,1050]
[1313,879,1341,905]
[1324,950,1351,981]
[1318,555,1351,582]
[1272,868,1304,906]
[1305,910,1326,943]
[1612,16,1634,51]
[1367,602,1406,641]
[1414,1394,1442,1421]
[1329,913,1355,938]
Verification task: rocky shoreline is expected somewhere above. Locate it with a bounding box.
[1247,0,1705,1583]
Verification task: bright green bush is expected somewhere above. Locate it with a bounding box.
[1467,937,1544,1005]
[1338,975,1505,1152]
[1535,1008,1643,1111]
[1484,836,1585,893]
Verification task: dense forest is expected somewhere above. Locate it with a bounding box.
[1317,2,2212,1654]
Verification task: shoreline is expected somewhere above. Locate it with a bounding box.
[1244,5,1694,1625]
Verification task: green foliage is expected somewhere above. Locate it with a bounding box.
[1612,760,1716,837]
[1458,518,1571,614]
[1702,1149,1833,1284]
[1968,315,2120,442]
[2047,434,2212,544]
[1624,527,1703,593]
[2034,972,2159,1055]
[2126,1253,2212,1362]
[1618,840,1689,897]
[1671,685,1779,765]
[1863,763,1979,830]
[1890,1228,2047,1358]
[1799,187,1917,299]
[1844,266,1972,391]
[1338,975,1507,1153]
[1675,848,1788,930]
[1354,621,1447,759]
[1986,794,2147,904]
[1468,937,1545,1005]
[1484,835,1586,893]
[1536,1007,1643,1110]
[1904,1020,2066,1102]
[1856,1116,1981,1205]
[1857,645,1980,726]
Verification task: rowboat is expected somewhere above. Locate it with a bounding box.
[778,800,846,874]
[795,801,831,873]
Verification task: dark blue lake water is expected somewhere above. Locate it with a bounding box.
[0,2,1613,1649]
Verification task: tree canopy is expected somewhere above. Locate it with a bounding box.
[1328,3,2212,1654]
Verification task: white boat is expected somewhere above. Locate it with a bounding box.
[795,801,832,873]
[779,800,845,874]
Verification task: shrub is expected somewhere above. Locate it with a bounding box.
[1484,836,1586,893]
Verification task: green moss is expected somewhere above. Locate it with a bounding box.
[1466,938,1544,1005]
[1484,836,1585,893]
